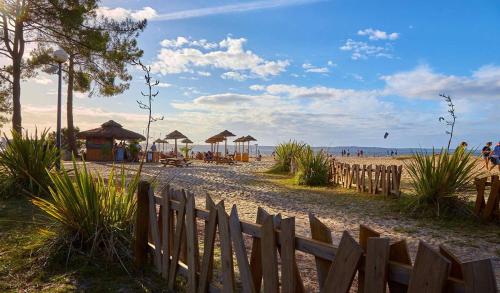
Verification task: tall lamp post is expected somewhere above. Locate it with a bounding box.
[53,49,69,169]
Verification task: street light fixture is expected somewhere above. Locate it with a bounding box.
[53,49,69,169]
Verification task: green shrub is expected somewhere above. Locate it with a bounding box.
[32,159,139,260]
[269,140,306,173]
[294,146,330,186]
[0,129,59,197]
[404,147,481,217]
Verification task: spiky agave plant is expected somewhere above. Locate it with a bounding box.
[0,129,58,197]
[269,140,306,174]
[404,147,481,217]
[294,146,330,186]
[32,159,139,261]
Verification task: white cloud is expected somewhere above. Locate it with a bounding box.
[221,71,249,81]
[152,0,323,21]
[197,71,211,77]
[327,60,337,67]
[34,77,52,85]
[95,6,157,21]
[249,84,265,91]
[381,64,500,100]
[302,63,329,73]
[264,83,377,100]
[160,37,218,50]
[151,37,289,79]
[340,39,393,60]
[157,82,173,88]
[358,28,399,41]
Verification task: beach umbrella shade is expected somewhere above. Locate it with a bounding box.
[217,130,236,155]
[165,130,187,155]
[206,135,224,153]
[244,135,257,153]
[181,138,193,157]
[234,136,245,153]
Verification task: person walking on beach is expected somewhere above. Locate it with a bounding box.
[489,141,500,171]
[482,142,492,169]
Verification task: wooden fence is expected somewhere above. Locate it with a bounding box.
[474,175,500,221]
[329,160,403,197]
[134,180,497,292]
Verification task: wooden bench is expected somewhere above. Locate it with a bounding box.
[160,158,192,167]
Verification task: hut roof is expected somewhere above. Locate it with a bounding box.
[165,130,187,140]
[205,135,224,143]
[234,136,246,142]
[154,138,168,144]
[181,138,193,144]
[217,130,236,137]
[76,120,145,140]
[245,135,257,141]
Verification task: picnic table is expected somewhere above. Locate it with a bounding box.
[160,157,192,167]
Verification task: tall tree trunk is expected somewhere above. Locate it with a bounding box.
[66,55,77,156]
[10,4,25,133]
[11,55,21,133]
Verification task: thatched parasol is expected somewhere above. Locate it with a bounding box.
[244,135,257,153]
[165,130,187,155]
[217,130,236,155]
[181,138,193,157]
[154,138,168,152]
[206,135,224,153]
[76,120,145,140]
[234,136,245,154]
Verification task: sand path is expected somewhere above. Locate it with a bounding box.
[80,158,500,290]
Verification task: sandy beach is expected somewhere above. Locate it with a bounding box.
[77,156,500,290]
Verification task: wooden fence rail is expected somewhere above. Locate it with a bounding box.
[329,159,403,197]
[134,180,497,293]
[474,175,500,221]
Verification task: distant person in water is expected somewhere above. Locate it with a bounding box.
[390,150,394,156]
[489,141,500,171]
[482,142,492,170]
[360,150,364,157]
[347,151,350,157]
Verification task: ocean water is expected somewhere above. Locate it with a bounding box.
[147,144,480,157]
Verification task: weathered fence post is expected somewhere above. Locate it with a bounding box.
[135,180,150,268]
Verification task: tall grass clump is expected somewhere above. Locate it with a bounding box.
[0,129,58,198]
[32,159,139,262]
[269,140,306,173]
[294,146,330,186]
[404,147,480,217]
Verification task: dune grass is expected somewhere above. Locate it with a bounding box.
[0,196,168,292]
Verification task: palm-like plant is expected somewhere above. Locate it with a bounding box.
[32,160,139,260]
[269,140,306,173]
[0,129,58,197]
[405,147,481,217]
[294,146,330,186]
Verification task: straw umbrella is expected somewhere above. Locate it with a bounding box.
[206,135,224,155]
[165,130,187,156]
[181,138,193,157]
[216,130,236,155]
[245,135,257,156]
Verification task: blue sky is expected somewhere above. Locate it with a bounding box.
[5,0,499,147]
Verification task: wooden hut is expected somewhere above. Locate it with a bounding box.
[77,120,145,161]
